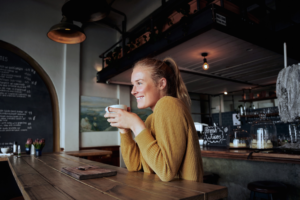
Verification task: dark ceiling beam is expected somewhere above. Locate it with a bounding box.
[179,68,261,86]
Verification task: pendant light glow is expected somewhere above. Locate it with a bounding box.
[201,53,209,70]
[203,58,209,70]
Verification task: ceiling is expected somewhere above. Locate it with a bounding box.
[38,0,300,95]
[109,29,299,94]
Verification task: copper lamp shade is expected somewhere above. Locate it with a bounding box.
[47,16,86,44]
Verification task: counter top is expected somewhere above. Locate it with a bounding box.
[3,153,228,200]
[201,146,300,164]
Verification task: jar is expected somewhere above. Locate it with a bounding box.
[250,114,278,149]
[227,126,250,148]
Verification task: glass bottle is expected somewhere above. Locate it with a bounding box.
[250,114,278,149]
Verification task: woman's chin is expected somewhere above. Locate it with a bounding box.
[137,104,146,109]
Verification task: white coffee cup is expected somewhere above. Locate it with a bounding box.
[105,104,127,113]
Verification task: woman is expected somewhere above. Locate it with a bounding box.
[104,57,203,182]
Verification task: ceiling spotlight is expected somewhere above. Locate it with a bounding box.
[47,16,86,44]
[224,92,228,95]
[201,52,209,70]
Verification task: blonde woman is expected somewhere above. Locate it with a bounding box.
[104,57,203,182]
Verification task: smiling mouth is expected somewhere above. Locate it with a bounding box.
[136,97,144,100]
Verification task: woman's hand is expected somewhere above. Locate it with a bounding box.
[104,107,146,136]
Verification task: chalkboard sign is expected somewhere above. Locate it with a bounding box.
[0,43,53,153]
[203,126,229,147]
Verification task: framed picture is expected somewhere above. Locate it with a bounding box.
[80,96,118,132]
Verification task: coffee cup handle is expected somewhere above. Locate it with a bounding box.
[105,106,110,113]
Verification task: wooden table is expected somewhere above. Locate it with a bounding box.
[5,153,227,200]
[62,149,113,158]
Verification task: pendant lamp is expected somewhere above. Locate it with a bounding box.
[201,52,209,70]
[47,16,86,44]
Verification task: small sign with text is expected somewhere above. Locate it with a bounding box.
[203,126,229,147]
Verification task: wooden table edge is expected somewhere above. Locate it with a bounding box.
[7,156,31,200]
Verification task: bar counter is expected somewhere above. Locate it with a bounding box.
[2,153,228,200]
[201,146,300,164]
[201,146,300,199]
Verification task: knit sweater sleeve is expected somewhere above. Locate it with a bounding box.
[135,97,187,182]
[120,130,143,171]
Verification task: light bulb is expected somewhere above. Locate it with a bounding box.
[203,62,209,70]
[224,92,228,95]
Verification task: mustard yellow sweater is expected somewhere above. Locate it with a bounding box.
[121,96,203,182]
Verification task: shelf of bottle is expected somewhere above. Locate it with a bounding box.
[240,113,279,118]
[238,96,277,102]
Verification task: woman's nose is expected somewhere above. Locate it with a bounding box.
[131,86,137,95]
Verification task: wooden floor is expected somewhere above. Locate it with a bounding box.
[7,153,227,200]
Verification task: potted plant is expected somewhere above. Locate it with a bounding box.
[33,138,45,157]
[25,138,32,154]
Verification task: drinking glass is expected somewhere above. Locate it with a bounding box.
[274,107,279,114]
[289,124,298,143]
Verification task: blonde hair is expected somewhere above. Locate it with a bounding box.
[133,57,191,108]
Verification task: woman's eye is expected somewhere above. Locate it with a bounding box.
[138,82,142,85]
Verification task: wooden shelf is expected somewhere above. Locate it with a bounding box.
[238,96,277,102]
[240,113,279,118]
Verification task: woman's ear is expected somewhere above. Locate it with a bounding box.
[158,78,167,90]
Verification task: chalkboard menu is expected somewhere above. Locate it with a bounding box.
[0,45,53,152]
[203,126,229,147]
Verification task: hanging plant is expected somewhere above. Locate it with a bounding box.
[166,18,174,26]
[175,2,192,36]
[105,46,122,68]
[175,2,191,17]
[142,35,148,43]
[136,38,141,47]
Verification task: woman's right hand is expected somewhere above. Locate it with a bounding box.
[118,107,131,134]
[104,106,146,136]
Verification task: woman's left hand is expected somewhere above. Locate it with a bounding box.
[104,107,146,136]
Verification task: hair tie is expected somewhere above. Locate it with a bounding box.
[164,61,175,74]
[164,61,171,66]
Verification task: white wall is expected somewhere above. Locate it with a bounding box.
[79,0,163,149]
[0,0,81,151]
[0,0,165,153]
[79,23,131,148]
